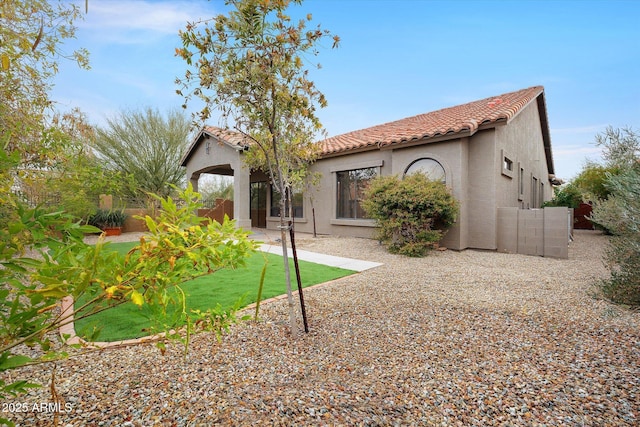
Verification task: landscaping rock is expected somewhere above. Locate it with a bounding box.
[8,230,639,426]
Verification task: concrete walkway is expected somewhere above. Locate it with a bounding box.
[249,228,382,272]
[258,243,382,272]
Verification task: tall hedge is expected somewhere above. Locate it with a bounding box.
[362,172,459,257]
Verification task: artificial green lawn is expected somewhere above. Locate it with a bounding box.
[74,241,355,342]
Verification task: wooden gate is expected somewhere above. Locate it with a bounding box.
[574,202,594,229]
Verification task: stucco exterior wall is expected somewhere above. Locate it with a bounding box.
[268,150,392,239]
[183,136,242,182]
[388,139,468,250]
[183,135,252,229]
[466,128,498,249]
[494,101,552,211]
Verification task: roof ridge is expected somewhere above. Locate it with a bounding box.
[191,86,545,158]
[321,85,544,155]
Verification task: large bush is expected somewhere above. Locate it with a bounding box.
[542,183,583,208]
[362,173,459,257]
[590,165,640,305]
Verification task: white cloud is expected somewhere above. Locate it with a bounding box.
[553,145,602,156]
[80,1,215,42]
[551,124,608,135]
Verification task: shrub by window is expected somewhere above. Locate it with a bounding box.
[336,167,377,219]
[362,172,459,257]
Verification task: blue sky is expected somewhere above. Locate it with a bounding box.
[53,0,640,181]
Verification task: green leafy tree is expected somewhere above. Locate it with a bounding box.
[0,184,256,426]
[362,173,459,257]
[92,107,192,205]
[571,161,619,202]
[542,182,583,208]
[198,175,234,204]
[1,0,89,166]
[1,0,90,233]
[595,126,640,169]
[176,0,339,336]
[15,109,122,221]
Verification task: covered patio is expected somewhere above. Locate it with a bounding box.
[180,127,269,230]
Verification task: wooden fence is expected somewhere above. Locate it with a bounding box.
[100,195,234,233]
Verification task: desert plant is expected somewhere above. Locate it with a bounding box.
[88,209,127,229]
[362,172,459,257]
[590,165,640,305]
[92,107,192,203]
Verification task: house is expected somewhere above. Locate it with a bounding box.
[180,85,560,251]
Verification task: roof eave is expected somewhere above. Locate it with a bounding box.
[537,93,555,175]
[378,129,473,151]
[320,143,381,159]
[180,128,208,167]
[181,127,248,167]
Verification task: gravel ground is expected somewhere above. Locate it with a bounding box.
[5,230,639,426]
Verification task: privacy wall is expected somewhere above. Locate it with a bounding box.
[497,207,572,258]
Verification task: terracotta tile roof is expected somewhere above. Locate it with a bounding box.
[182,86,552,172]
[180,126,250,166]
[202,126,251,147]
[320,86,545,156]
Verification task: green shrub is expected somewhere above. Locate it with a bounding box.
[362,172,459,257]
[590,165,640,305]
[88,208,127,229]
[542,183,583,208]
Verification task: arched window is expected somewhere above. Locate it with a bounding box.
[404,158,446,183]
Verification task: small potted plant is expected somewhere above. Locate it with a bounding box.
[88,209,128,236]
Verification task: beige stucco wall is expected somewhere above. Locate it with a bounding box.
[461,100,553,250]
[494,100,552,211]
[183,135,252,229]
[183,98,555,251]
[465,128,498,249]
[184,137,240,181]
[388,139,468,250]
[271,150,392,239]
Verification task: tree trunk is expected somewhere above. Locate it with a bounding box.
[279,191,299,338]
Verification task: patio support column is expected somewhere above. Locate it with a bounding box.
[189,173,200,193]
[233,162,252,229]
